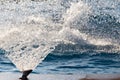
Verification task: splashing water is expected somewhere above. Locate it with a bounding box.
[0,0,120,71]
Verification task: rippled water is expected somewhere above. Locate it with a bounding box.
[0,51,120,74]
[0,0,120,74]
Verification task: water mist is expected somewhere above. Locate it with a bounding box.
[0,0,120,79]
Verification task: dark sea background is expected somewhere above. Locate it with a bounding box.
[0,0,120,74]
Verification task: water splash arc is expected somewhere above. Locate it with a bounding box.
[0,0,120,71]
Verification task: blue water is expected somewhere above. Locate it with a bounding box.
[0,51,120,74]
[0,0,120,74]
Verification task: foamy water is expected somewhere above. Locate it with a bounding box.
[0,0,120,71]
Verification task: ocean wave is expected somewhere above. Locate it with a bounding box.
[0,0,120,71]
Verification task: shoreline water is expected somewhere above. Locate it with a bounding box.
[0,72,120,80]
[0,0,120,80]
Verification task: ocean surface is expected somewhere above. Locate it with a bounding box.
[1,51,120,74]
[0,0,120,74]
